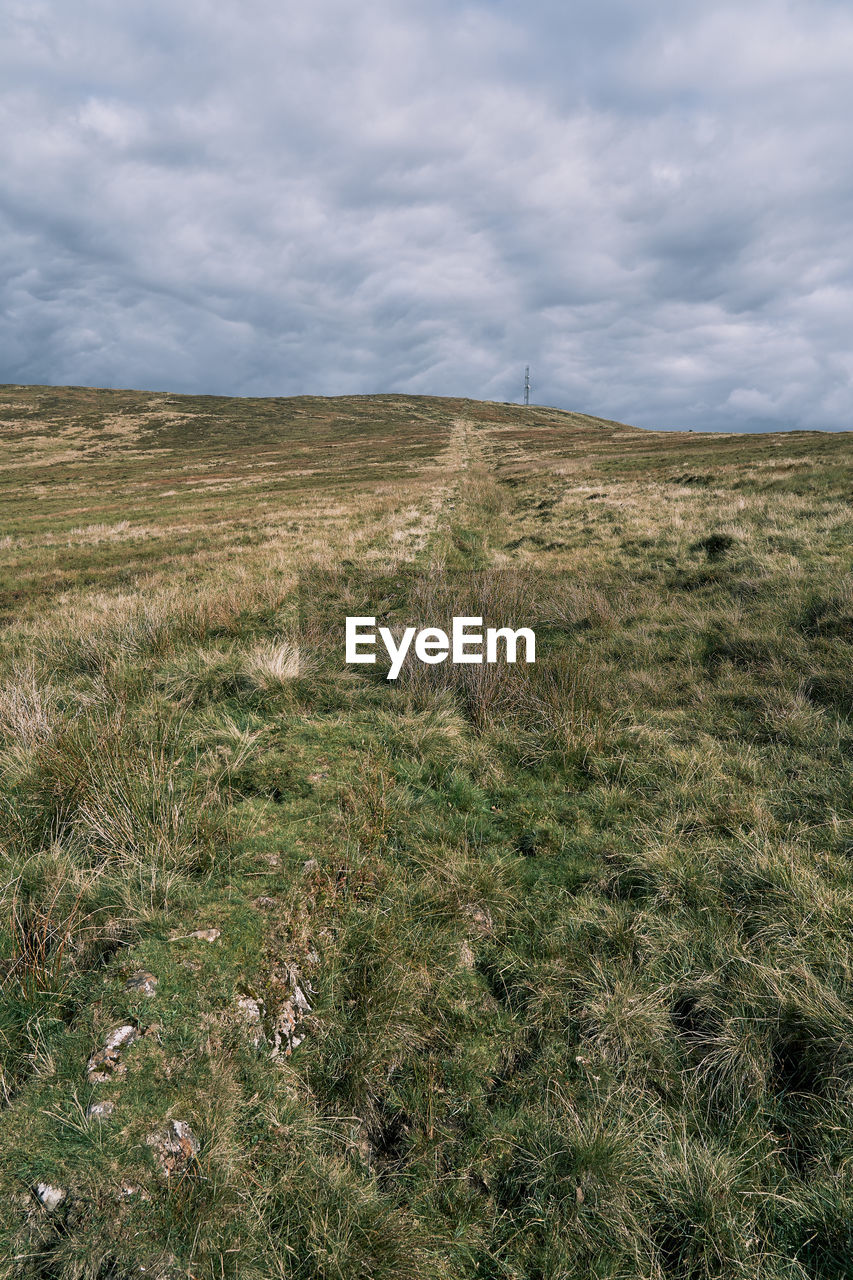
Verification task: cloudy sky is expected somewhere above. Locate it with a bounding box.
[2,1,852,430]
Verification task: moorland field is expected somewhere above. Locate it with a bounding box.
[1,385,853,1279]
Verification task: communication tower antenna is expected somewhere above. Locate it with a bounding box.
[524,366,531,406]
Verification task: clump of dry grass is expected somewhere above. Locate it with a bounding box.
[0,666,58,756]
[3,863,89,1002]
[241,637,305,687]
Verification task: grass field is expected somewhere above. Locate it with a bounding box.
[1,384,853,1279]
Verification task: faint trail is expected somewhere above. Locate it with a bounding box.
[390,416,476,565]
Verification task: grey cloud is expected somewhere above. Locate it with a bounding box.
[1,0,852,428]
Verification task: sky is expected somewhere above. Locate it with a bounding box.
[2,1,852,431]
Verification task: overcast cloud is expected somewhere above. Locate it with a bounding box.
[2,0,852,430]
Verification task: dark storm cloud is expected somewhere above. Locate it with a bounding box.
[2,0,852,429]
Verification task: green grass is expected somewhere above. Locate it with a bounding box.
[1,386,853,1277]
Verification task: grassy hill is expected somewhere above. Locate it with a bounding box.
[1,386,853,1279]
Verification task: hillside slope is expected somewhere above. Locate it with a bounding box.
[1,388,853,1279]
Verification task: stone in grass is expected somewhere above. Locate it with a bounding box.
[167,927,221,943]
[34,1183,67,1212]
[125,971,158,998]
[270,983,312,1059]
[236,994,265,1048]
[87,1099,116,1121]
[87,1025,138,1083]
[146,1120,201,1178]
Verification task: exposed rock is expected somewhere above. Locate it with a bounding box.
[87,1024,138,1083]
[236,994,265,1047]
[271,981,312,1058]
[302,858,319,875]
[146,1120,200,1178]
[34,1183,66,1212]
[168,927,220,943]
[459,940,476,970]
[253,896,278,910]
[125,971,158,998]
[189,928,220,943]
[87,1099,115,1121]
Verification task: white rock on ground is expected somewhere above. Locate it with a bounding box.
[236,994,265,1047]
[87,1099,116,1120]
[87,1025,138,1083]
[271,983,312,1058]
[34,1184,66,1212]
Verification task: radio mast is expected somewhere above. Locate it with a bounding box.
[523,366,531,406]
